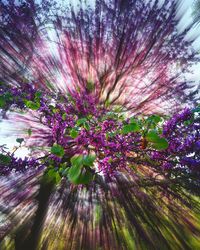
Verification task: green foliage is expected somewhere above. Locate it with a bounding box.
[24,100,40,110]
[122,121,140,134]
[70,154,96,168]
[62,113,67,121]
[4,92,13,101]
[67,93,75,104]
[27,128,32,136]
[102,111,119,121]
[144,115,162,131]
[70,154,84,167]
[68,166,93,185]
[68,162,82,184]
[68,154,96,184]
[105,99,111,108]
[76,118,87,126]
[44,168,61,184]
[83,121,90,130]
[86,80,94,92]
[23,92,42,110]
[76,118,90,130]
[151,138,168,150]
[70,128,79,138]
[0,154,11,164]
[147,114,161,124]
[106,131,116,139]
[35,91,42,99]
[52,108,59,114]
[83,154,96,166]
[16,138,24,144]
[0,92,13,108]
[146,130,168,150]
[51,144,65,157]
[0,96,6,108]
[192,106,200,113]
[146,130,160,142]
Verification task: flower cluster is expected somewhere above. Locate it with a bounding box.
[0,83,199,189]
[0,82,41,113]
[0,153,41,175]
[36,90,143,176]
[151,107,200,189]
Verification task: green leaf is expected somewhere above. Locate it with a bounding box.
[74,169,93,184]
[106,132,116,139]
[68,163,82,183]
[87,114,93,120]
[76,86,81,93]
[83,154,96,167]
[27,128,32,136]
[48,169,59,181]
[45,169,61,184]
[184,120,194,126]
[4,92,13,101]
[83,121,90,130]
[55,172,61,184]
[151,138,169,150]
[25,100,40,110]
[70,155,83,167]
[70,128,79,138]
[86,80,94,92]
[0,96,6,108]
[16,138,24,144]
[145,115,162,129]
[122,124,132,134]
[76,118,87,126]
[146,115,162,125]
[35,91,42,99]
[114,105,123,113]
[122,122,140,134]
[149,115,161,123]
[192,107,200,113]
[67,93,75,103]
[61,168,69,177]
[62,113,67,121]
[0,154,11,164]
[146,130,168,150]
[68,165,93,185]
[60,162,67,168]
[129,117,137,123]
[52,108,59,114]
[51,144,65,158]
[146,130,160,142]
[130,121,140,132]
[76,118,90,130]
[34,91,42,103]
[69,154,94,184]
[105,99,111,108]
[49,104,55,110]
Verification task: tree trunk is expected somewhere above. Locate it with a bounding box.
[15,179,55,250]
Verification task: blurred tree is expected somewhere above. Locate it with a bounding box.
[0,1,200,250]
